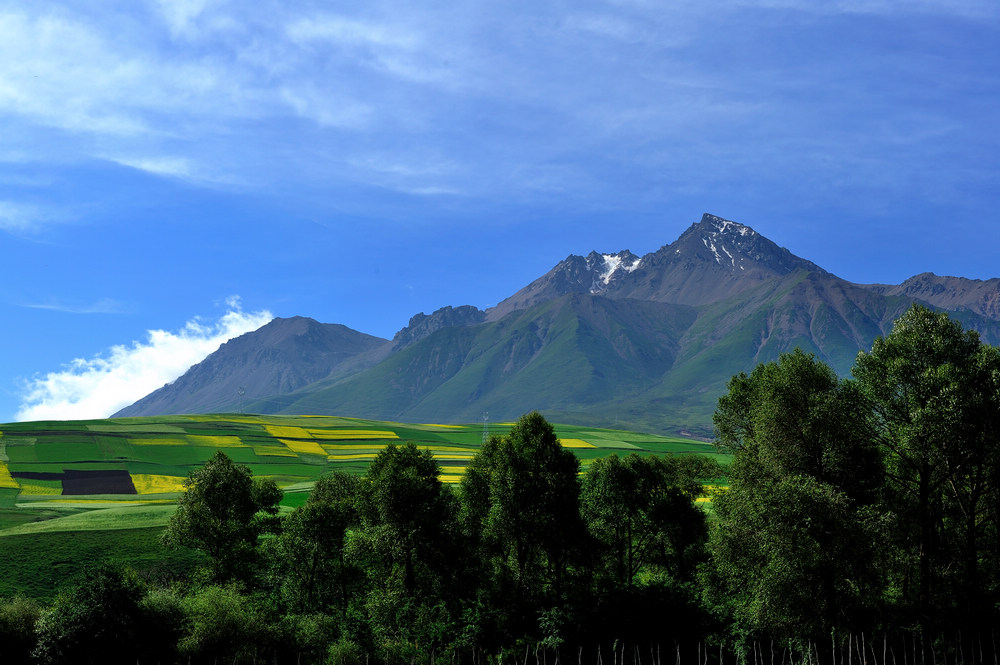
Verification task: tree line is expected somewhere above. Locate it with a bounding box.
[1,304,998,665]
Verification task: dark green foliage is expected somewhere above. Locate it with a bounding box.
[461,411,588,642]
[854,304,1000,632]
[270,471,361,614]
[582,453,717,588]
[177,584,277,664]
[579,453,717,655]
[705,349,883,642]
[163,450,282,583]
[0,595,41,665]
[33,563,156,665]
[354,443,464,656]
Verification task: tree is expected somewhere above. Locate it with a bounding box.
[272,471,361,614]
[178,583,277,664]
[705,349,883,643]
[460,411,587,640]
[853,305,1000,632]
[581,453,717,589]
[354,442,462,654]
[580,453,717,650]
[357,442,457,598]
[163,450,282,583]
[0,595,41,665]
[33,564,154,665]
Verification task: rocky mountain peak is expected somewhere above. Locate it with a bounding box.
[669,213,825,277]
[393,305,486,349]
[585,250,642,294]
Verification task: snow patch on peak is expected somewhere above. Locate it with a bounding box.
[704,214,753,238]
[695,214,759,270]
[586,251,641,293]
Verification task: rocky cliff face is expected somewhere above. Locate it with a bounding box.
[392,305,487,350]
[864,272,1000,321]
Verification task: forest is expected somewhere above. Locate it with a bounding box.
[1,304,999,665]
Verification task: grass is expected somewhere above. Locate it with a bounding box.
[0,527,206,601]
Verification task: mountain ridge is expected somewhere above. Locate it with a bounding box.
[115,213,1000,436]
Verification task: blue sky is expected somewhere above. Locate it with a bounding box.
[2,0,999,422]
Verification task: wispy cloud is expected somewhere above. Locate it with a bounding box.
[23,298,127,315]
[15,297,273,421]
[0,200,55,233]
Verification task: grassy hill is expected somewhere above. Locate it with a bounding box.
[0,413,722,599]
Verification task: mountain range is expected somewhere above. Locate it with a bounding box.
[115,214,1000,438]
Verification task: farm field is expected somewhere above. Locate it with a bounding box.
[0,413,724,599]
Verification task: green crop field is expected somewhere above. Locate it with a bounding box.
[0,413,725,599]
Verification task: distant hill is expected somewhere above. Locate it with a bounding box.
[116,317,388,417]
[115,213,1000,437]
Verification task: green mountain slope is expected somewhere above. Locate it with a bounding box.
[253,295,697,424]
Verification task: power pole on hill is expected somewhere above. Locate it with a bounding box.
[482,411,489,444]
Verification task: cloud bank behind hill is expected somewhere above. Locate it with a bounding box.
[16,298,272,422]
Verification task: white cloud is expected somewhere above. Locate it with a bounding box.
[0,201,43,232]
[15,297,273,422]
[107,155,198,179]
[152,0,215,39]
[24,298,127,315]
[285,15,418,50]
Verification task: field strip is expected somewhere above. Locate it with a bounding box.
[0,504,177,536]
[585,439,641,449]
[560,438,596,448]
[131,474,187,494]
[18,482,61,496]
[307,429,399,440]
[320,444,390,452]
[187,435,244,447]
[128,437,189,446]
[0,462,18,489]
[251,445,298,457]
[280,439,328,456]
[87,424,187,434]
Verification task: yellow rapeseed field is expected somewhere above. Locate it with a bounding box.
[131,474,187,494]
[129,437,189,446]
[280,439,329,456]
[251,444,298,457]
[0,461,18,489]
[264,425,311,439]
[559,438,596,448]
[18,482,61,496]
[188,435,244,447]
[308,429,399,440]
